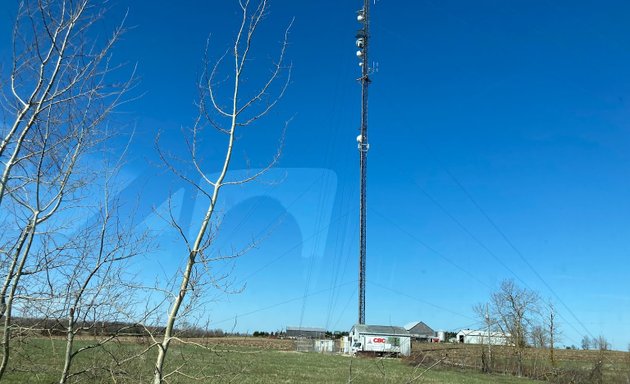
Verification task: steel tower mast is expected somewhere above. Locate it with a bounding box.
[355,0,370,325]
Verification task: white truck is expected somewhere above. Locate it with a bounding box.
[351,335,405,356]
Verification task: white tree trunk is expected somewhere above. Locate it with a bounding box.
[151,1,290,381]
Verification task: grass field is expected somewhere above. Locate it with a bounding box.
[1,337,551,383]
[2,338,629,384]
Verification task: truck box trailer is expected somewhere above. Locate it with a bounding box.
[349,324,411,357]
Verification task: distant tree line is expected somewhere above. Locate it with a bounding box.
[252,331,277,338]
[12,317,232,339]
[581,335,611,351]
[251,330,350,339]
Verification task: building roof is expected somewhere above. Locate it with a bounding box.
[404,321,435,336]
[404,322,419,330]
[457,329,510,337]
[352,324,410,336]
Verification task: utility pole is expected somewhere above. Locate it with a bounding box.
[355,0,370,325]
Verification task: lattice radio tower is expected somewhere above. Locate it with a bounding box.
[355,0,371,325]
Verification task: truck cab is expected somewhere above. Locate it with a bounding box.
[351,340,362,355]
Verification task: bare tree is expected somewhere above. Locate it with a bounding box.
[546,302,559,366]
[0,0,132,206]
[488,279,540,376]
[150,1,291,383]
[582,335,592,350]
[10,157,148,383]
[595,335,610,351]
[530,325,548,349]
[0,0,134,378]
[472,302,493,373]
[51,159,148,384]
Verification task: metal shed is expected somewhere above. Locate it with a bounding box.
[404,321,437,342]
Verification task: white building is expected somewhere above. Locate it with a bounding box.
[456,329,511,345]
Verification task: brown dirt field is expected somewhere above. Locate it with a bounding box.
[188,336,294,351]
[411,342,629,364]
[35,334,296,351]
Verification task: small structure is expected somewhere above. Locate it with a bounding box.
[285,326,326,339]
[314,339,335,353]
[349,324,411,356]
[404,321,438,342]
[456,329,511,345]
[341,336,352,354]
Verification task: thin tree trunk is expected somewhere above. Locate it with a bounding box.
[0,214,38,379]
[59,312,75,384]
[151,1,288,380]
[153,122,236,384]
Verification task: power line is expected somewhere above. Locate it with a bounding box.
[369,280,477,322]
[211,280,355,328]
[371,208,492,290]
[413,181,528,287]
[408,176,589,342]
[235,207,355,286]
[436,160,595,339]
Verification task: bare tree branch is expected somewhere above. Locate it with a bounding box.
[151,1,290,382]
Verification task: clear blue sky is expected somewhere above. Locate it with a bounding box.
[2,1,630,350]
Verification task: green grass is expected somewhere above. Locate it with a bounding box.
[1,337,546,383]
